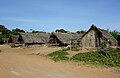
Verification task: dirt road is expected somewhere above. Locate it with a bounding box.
[0,45,120,78]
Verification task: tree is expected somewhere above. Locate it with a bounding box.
[0,25,6,32]
[11,28,25,35]
[30,29,46,33]
[32,30,46,33]
[76,30,86,34]
[0,25,11,43]
[30,29,45,33]
[0,25,11,35]
[110,30,120,46]
[110,30,120,40]
[55,29,68,33]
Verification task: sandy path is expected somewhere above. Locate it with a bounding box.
[0,45,120,78]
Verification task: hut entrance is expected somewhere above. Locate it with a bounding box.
[49,34,62,46]
[18,35,24,44]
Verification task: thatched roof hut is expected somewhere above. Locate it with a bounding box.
[8,35,19,44]
[49,32,81,46]
[82,25,117,48]
[2,38,9,44]
[98,28,117,46]
[19,33,50,44]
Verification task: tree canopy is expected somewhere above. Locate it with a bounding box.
[55,29,68,33]
[30,29,46,33]
[0,25,11,35]
[110,30,120,46]
[110,30,120,40]
[11,28,25,35]
[76,30,86,34]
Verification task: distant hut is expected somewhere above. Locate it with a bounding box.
[49,32,81,46]
[8,35,19,44]
[81,25,117,48]
[2,38,9,44]
[19,33,50,46]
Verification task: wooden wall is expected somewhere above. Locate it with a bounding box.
[82,29,103,48]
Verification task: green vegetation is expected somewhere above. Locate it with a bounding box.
[110,30,120,46]
[0,25,11,44]
[110,30,120,40]
[55,29,68,33]
[76,30,86,34]
[30,29,46,33]
[70,39,79,51]
[61,48,70,51]
[11,28,25,35]
[0,25,25,43]
[100,40,107,49]
[71,48,120,67]
[0,25,11,36]
[48,48,120,67]
[0,34,8,44]
[47,49,69,62]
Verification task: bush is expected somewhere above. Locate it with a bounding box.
[71,48,120,67]
[47,50,69,62]
[62,48,70,51]
[100,41,107,49]
[47,48,120,67]
[98,48,115,56]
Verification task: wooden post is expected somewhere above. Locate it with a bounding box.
[70,40,72,51]
[107,40,110,48]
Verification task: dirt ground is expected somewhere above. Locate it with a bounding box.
[0,45,120,78]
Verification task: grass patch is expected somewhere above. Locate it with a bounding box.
[71,48,120,67]
[47,49,69,62]
[47,48,120,67]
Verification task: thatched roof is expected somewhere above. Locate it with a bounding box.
[98,28,117,45]
[20,33,50,44]
[2,38,9,41]
[51,32,81,44]
[9,34,19,43]
[82,25,117,46]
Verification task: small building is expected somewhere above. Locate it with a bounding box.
[49,32,81,46]
[81,25,117,48]
[8,35,20,44]
[2,38,9,44]
[19,33,50,46]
